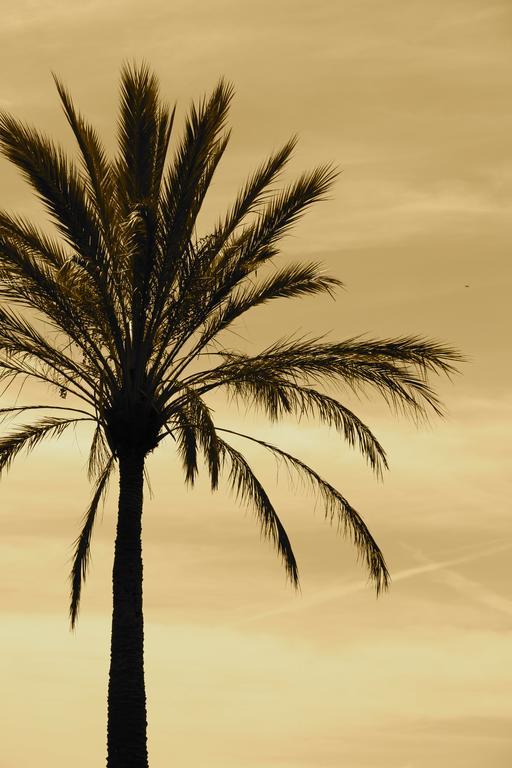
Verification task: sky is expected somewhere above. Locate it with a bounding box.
[0,1,511,766]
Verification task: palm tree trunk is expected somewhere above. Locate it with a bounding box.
[107,451,148,768]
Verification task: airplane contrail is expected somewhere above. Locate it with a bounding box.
[401,541,512,618]
[237,541,511,626]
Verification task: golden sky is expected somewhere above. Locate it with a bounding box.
[0,1,511,766]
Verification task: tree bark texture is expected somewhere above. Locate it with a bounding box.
[107,451,148,768]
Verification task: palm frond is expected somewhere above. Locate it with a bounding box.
[69,454,115,628]
[337,336,464,377]
[0,223,122,382]
[0,112,104,265]
[211,136,298,248]
[173,405,198,486]
[87,421,110,481]
[0,113,125,359]
[0,223,90,320]
[0,355,94,405]
[217,434,299,587]
[227,163,339,276]
[201,335,462,420]
[149,166,339,376]
[0,416,92,475]
[220,378,388,476]
[112,63,177,353]
[0,211,70,269]
[115,61,172,212]
[157,78,233,292]
[167,388,221,490]
[0,403,94,423]
[152,103,176,203]
[0,304,97,391]
[181,262,342,368]
[217,427,389,594]
[53,75,115,236]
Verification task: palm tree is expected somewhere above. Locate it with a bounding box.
[0,63,461,768]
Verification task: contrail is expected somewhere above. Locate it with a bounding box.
[402,541,512,618]
[237,541,511,625]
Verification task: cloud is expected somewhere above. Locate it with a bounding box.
[2,612,511,767]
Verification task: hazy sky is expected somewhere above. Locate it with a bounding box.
[0,1,511,767]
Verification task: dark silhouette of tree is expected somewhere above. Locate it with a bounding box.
[0,64,461,768]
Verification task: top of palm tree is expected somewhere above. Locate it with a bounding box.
[0,62,463,627]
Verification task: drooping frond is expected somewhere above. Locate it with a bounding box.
[173,405,198,486]
[221,378,388,476]
[87,421,111,481]
[69,454,115,628]
[167,387,221,490]
[0,416,92,475]
[217,434,299,587]
[217,427,389,594]
[0,304,96,392]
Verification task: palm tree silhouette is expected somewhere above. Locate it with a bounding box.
[0,63,461,768]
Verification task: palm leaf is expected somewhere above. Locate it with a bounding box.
[0,304,96,386]
[156,78,233,298]
[0,113,104,266]
[0,404,93,422]
[217,434,299,587]
[0,211,70,269]
[0,113,125,357]
[69,454,115,628]
[115,61,171,212]
[167,388,221,490]
[203,335,462,419]
[222,379,388,476]
[87,421,111,481]
[0,416,92,475]
[173,405,199,485]
[226,163,339,277]
[0,226,121,382]
[148,164,339,378]
[211,136,298,249]
[0,354,94,405]
[217,427,389,593]
[53,74,116,241]
[178,262,342,369]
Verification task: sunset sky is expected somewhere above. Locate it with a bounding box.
[0,1,511,766]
